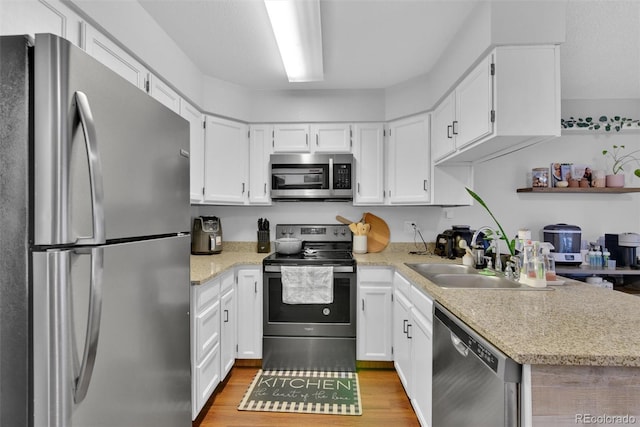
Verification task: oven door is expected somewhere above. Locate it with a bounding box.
[263,265,356,338]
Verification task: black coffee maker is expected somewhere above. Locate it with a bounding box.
[605,233,640,268]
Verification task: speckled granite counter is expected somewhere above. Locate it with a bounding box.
[191,243,640,367]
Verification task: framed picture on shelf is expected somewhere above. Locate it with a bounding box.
[551,162,573,187]
[573,164,593,187]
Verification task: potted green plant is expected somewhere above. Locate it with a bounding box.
[465,188,515,256]
[602,145,640,188]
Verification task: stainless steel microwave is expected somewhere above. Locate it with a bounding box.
[270,153,354,200]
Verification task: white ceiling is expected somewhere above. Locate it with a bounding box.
[138,0,477,90]
[137,0,640,98]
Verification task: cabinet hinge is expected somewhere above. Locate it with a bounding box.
[248,130,250,138]
[202,187,205,196]
[203,120,206,129]
[491,63,495,76]
[145,78,150,93]
[491,110,496,123]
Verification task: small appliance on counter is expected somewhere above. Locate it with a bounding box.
[191,216,223,254]
[605,232,640,268]
[543,223,582,264]
[434,225,475,259]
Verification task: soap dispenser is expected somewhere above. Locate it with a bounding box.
[521,241,547,287]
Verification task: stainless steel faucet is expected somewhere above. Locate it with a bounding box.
[471,226,501,271]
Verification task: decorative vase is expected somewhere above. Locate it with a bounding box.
[605,174,625,188]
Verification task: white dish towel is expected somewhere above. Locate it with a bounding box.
[281,266,334,304]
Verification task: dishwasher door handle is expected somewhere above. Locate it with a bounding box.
[450,332,469,357]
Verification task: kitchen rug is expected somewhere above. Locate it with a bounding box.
[237,370,362,416]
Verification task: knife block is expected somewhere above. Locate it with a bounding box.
[257,230,271,253]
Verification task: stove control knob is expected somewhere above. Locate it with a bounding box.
[340,229,346,236]
[333,229,339,236]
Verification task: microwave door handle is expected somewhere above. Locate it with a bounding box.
[74,91,106,245]
[329,157,334,193]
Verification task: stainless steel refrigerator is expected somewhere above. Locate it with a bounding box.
[0,34,191,427]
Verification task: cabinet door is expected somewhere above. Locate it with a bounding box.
[455,55,493,149]
[353,123,385,205]
[393,288,412,394]
[180,99,205,203]
[248,125,272,205]
[411,308,433,427]
[148,74,180,113]
[220,285,236,380]
[0,0,83,46]
[272,124,310,152]
[387,114,430,204]
[203,117,248,204]
[431,93,456,162]
[357,285,393,361]
[84,25,148,91]
[236,268,263,359]
[311,123,352,152]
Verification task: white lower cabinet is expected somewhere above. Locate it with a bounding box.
[191,275,221,419]
[393,271,433,427]
[357,267,393,361]
[220,272,236,381]
[236,267,263,359]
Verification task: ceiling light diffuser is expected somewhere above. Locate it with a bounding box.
[264,0,324,82]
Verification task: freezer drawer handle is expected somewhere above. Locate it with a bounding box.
[74,247,104,404]
[74,91,106,245]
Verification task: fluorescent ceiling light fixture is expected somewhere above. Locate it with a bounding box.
[264,0,324,82]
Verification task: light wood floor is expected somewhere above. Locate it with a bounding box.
[194,367,420,427]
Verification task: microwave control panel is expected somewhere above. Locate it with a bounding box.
[333,164,352,189]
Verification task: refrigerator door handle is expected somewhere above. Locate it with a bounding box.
[73,247,104,404]
[74,91,106,245]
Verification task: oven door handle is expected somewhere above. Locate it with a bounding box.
[264,265,354,273]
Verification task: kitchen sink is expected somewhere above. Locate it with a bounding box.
[405,263,477,277]
[405,263,551,290]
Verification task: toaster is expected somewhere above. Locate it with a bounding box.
[434,225,475,259]
[191,216,223,255]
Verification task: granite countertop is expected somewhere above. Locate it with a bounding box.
[191,242,640,367]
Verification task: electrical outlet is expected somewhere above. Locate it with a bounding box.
[404,221,417,233]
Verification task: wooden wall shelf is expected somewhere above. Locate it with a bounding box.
[517,187,640,193]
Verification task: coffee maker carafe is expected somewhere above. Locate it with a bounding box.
[191,216,223,254]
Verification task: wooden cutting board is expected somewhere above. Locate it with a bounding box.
[362,212,390,253]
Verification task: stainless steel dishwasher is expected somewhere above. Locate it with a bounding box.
[432,302,521,427]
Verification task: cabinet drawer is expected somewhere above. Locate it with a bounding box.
[194,279,220,313]
[195,299,220,363]
[393,272,411,297]
[195,343,220,416]
[410,285,433,321]
[359,267,393,283]
[220,271,234,294]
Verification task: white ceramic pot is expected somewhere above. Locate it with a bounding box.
[274,238,303,254]
[605,174,625,188]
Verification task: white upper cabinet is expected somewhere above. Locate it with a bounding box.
[311,123,352,152]
[84,25,149,91]
[431,56,493,163]
[454,54,494,149]
[148,74,180,114]
[353,123,385,205]
[248,125,273,205]
[0,0,83,46]
[203,116,249,204]
[434,45,560,164]
[179,99,205,204]
[387,114,430,205]
[431,92,457,162]
[272,124,310,152]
